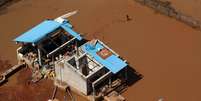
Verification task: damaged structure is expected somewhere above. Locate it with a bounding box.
[12,11,128,101]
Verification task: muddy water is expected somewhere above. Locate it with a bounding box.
[0,0,201,101]
[99,1,201,101]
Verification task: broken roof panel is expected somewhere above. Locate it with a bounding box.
[14,20,82,43]
[61,24,82,41]
[82,41,127,74]
[14,20,61,43]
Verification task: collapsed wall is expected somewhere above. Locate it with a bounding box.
[134,0,201,31]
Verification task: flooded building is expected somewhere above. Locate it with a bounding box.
[12,12,128,100]
[54,39,128,98]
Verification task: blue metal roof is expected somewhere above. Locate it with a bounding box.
[14,20,61,43]
[14,20,82,43]
[61,24,82,41]
[82,41,127,74]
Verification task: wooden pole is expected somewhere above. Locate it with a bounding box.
[37,48,42,66]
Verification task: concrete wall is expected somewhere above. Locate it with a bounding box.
[55,60,88,95]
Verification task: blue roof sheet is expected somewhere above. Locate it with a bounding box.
[14,20,61,43]
[82,42,127,74]
[61,24,82,41]
[14,20,82,43]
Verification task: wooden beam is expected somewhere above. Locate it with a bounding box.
[47,37,76,57]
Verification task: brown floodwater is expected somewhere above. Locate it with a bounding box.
[0,0,201,101]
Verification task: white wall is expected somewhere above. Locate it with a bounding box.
[55,60,88,95]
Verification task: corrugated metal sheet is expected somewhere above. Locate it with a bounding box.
[61,24,82,41]
[14,20,61,43]
[82,41,127,74]
[14,20,82,43]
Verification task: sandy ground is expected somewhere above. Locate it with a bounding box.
[0,0,201,101]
